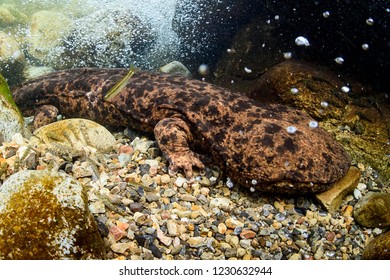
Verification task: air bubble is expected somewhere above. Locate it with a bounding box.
[322,11,330,18]
[320,101,329,108]
[295,36,310,46]
[361,43,369,51]
[251,179,258,185]
[290,87,299,94]
[250,187,255,192]
[341,86,350,93]
[334,57,344,64]
[274,15,280,20]
[198,64,209,76]
[309,121,318,128]
[244,67,252,73]
[366,18,374,26]
[286,126,297,134]
[283,52,292,59]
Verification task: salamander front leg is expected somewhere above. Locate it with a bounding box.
[33,105,59,129]
[154,117,205,179]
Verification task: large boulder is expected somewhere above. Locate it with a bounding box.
[27,10,74,65]
[0,170,106,259]
[52,8,155,69]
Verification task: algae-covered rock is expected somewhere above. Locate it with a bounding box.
[160,61,191,77]
[30,118,116,156]
[363,231,390,260]
[354,192,390,228]
[0,170,106,259]
[0,73,24,143]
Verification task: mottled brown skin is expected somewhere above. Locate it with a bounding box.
[12,68,350,194]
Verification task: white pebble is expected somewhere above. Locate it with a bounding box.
[323,11,330,18]
[341,86,350,93]
[286,126,297,134]
[353,188,362,200]
[244,67,252,73]
[357,183,367,191]
[361,43,369,51]
[320,101,329,108]
[283,52,292,59]
[175,177,187,187]
[290,87,299,94]
[295,36,310,46]
[334,57,344,64]
[309,120,319,128]
[366,18,374,26]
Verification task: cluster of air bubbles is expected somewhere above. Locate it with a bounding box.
[290,87,299,94]
[366,17,374,26]
[341,86,350,93]
[286,126,297,134]
[226,177,234,189]
[283,52,292,59]
[334,57,344,64]
[309,120,319,128]
[322,11,330,18]
[361,43,369,51]
[295,36,310,47]
[244,67,252,73]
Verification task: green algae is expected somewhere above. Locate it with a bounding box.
[0,72,21,115]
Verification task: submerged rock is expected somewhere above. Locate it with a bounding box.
[53,8,155,69]
[0,170,106,259]
[30,118,116,156]
[0,73,25,143]
[27,10,74,65]
[354,192,390,228]
[363,231,390,260]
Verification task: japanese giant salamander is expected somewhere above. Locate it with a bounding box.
[12,68,350,194]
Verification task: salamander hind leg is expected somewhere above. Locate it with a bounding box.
[154,117,205,179]
[33,105,59,129]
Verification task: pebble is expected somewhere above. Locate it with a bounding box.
[175,177,187,187]
[111,242,132,254]
[225,218,244,229]
[210,197,231,210]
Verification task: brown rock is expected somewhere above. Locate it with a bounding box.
[354,192,390,228]
[240,230,256,239]
[363,231,390,260]
[315,166,361,213]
